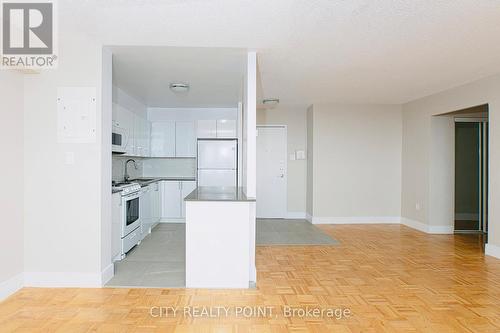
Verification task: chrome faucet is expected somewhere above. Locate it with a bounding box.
[124,159,138,182]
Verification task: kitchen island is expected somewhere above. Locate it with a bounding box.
[184,186,256,288]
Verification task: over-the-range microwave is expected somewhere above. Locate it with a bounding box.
[112,122,127,154]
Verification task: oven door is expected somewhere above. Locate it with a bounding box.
[122,192,141,237]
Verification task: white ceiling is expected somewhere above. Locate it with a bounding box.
[62,0,500,105]
[111,46,246,107]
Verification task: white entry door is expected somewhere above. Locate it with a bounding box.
[257,126,287,218]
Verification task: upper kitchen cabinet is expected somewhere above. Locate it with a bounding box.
[216,119,237,138]
[136,116,151,157]
[113,103,135,155]
[197,119,237,139]
[197,120,217,138]
[133,114,143,156]
[112,102,151,157]
[144,120,151,156]
[175,121,196,157]
[151,121,196,158]
[151,121,176,157]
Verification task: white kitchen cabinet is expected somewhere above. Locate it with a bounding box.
[151,121,176,157]
[135,116,152,157]
[112,104,119,125]
[197,120,217,138]
[175,121,196,157]
[161,181,182,218]
[143,120,151,157]
[112,104,151,157]
[197,119,237,139]
[216,119,237,138]
[140,185,153,240]
[111,192,122,262]
[133,114,142,156]
[151,182,161,225]
[181,181,197,218]
[160,180,197,221]
[114,104,135,155]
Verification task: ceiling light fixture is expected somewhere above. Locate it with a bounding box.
[170,82,189,93]
[262,98,280,107]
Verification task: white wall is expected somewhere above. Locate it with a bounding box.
[243,52,257,283]
[428,116,455,233]
[401,74,500,253]
[257,105,307,215]
[243,52,257,198]
[306,105,314,217]
[101,48,113,282]
[23,28,104,286]
[308,104,402,223]
[0,70,24,298]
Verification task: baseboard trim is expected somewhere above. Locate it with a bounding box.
[401,217,453,234]
[24,272,103,288]
[286,212,307,219]
[101,264,114,286]
[312,216,400,225]
[307,216,454,234]
[428,225,454,234]
[0,273,23,301]
[485,243,500,259]
[401,217,428,233]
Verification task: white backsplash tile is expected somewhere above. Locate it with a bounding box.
[112,156,197,181]
[112,156,144,181]
[143,158,196,178]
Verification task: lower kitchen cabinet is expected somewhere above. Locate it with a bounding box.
[151,182,161,225]
[139,185,153,240]
[111,192,123,262]
[160,180,197,221]
[161,181,182,218]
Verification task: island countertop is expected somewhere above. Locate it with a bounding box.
[185,186,255,202]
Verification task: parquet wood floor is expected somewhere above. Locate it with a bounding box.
[1,224,499,332]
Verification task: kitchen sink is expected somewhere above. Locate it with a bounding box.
[113,182,132,186]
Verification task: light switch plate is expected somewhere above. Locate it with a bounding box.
[65,152,75,165]
[295,150,306,160]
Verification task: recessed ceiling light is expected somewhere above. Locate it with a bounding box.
[170,83,189,93]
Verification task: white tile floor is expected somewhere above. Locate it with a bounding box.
[106,223,186,288]
[256,219,339,245]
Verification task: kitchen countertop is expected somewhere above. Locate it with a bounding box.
[112,177,196,193]
[132,177,196,187]
[184,186,255,202]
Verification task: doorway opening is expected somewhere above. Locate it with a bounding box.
[454,105,488,235]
